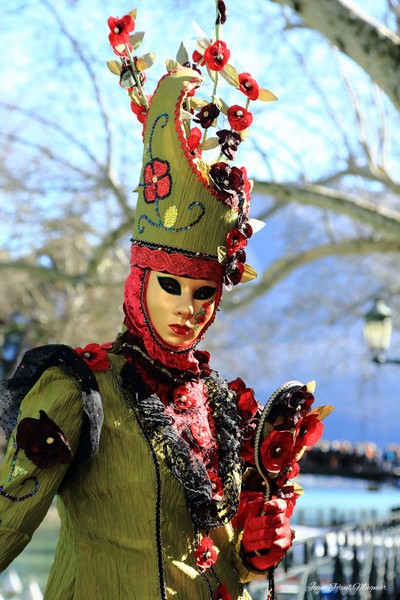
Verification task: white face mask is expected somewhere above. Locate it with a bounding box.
[145,270,218,348]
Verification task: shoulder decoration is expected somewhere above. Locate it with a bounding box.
[0,344,104,464]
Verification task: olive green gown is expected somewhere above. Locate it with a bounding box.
[0,354,261,599]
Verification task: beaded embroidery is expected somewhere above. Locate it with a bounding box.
[137,113,206,235]
[0,446,40,503]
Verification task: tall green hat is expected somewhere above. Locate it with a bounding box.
[107,6,276,287]
[133,67,239,262]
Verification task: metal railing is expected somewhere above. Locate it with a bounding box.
[271,511,400,599]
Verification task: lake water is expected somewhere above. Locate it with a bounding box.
[1,475,399,596]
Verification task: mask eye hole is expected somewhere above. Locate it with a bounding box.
[193,286,217,301]
[156,276,181,296]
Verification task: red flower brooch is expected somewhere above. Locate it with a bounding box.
[74,343,110,371]
[16,410,73,468]
[194,536,219,570]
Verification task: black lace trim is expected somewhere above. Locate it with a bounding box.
[121,362,242,530]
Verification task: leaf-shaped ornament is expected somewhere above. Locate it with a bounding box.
[220,64,239,88]
[258,88,278,102]
[176,42,189,65]
[107,60,122,76]
[129,31,145,51]
[136,52,156,71]
[200,137,219,150]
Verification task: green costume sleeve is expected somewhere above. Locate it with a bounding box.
[0,367,83,572]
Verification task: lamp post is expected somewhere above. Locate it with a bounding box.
[363,299,399,364]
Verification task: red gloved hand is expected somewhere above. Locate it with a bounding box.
[241,498,292,571]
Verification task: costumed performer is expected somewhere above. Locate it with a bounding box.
[0,3,331,599]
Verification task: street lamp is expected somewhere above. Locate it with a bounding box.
[363,299,398,364]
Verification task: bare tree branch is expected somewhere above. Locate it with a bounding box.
[270,0,400,110]
[223,237,400,311]
[253,180,400,236]
[40,0,115,171]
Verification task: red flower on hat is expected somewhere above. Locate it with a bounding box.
[216,1,228,25]
[130,102,148,124]
[240,166,252,215]
[74,343,110,371]
[224,259,244,289]
[238,72,260,101]
[226,228,248,258]
[227,105,253,132]
[194,536,219,570]
[143,159,172,203]
[276,461,300,487]
[187,127,203,155]
[192,49,206,66]
[294,414,324,451]
[203,40,230,71]
[194,103,220,129]
[108,15,135,46]
[209,162,245,209]
[216,129,241,160]
[260,430,295,473]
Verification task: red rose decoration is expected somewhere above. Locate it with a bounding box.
[194,536,219,570]
[240,433,256,465]
[227,105,253,132]
[228,377,246,395]
[192,49,205,66]
[238,72,260,101]
[216,129,241,160]
[260,430,295,473]
[130,102,148,124]
[209,469,223,501]
[173,386,196,411]
[143,159,172,203]
[240,166,252,214]
[237,390,258,423]
[226,228,248,258]
[187,127,202,154]
[191,424,210,447]
[74,343,109,371]
[294,414,324,451]
[107,15,135,47]
[194,103,220,129]
[203,40,230,71]
[214,583,232,600]
[16,410,73,468]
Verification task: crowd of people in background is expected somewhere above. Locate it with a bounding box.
[1,428,399,483]
[301,440,400,481]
